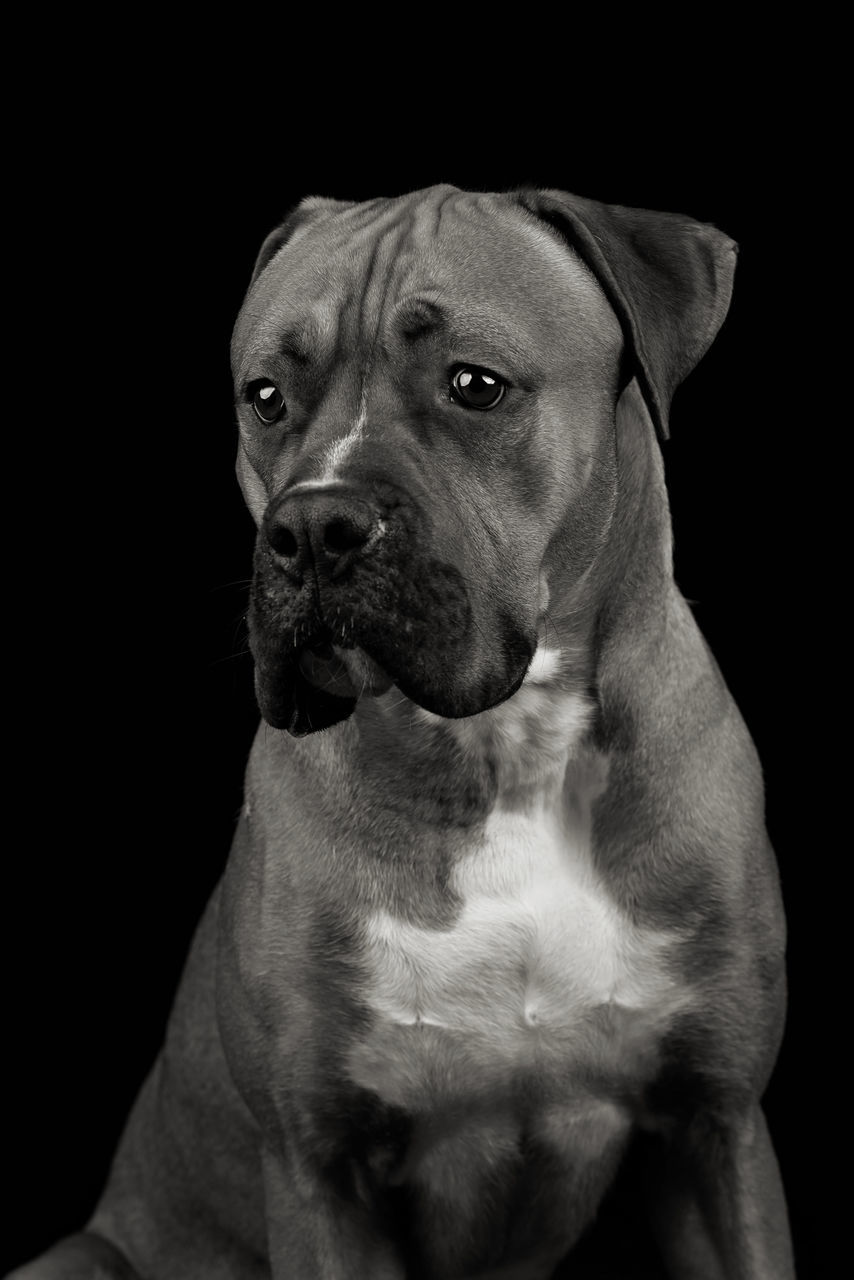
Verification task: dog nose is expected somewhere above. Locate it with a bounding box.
[263,486,382,580]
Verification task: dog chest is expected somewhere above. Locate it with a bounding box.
[347,797,690,1111]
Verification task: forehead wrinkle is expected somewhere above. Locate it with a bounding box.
[390,295,445,341]
[383,291,544,384]
[444,309,538,370]
[235,305,340,386]
[398,298,543,382]
[271,303,339,364]
[278,322,320,366]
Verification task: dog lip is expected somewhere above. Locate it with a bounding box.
[298,644,360,698]
[297,643,395,700]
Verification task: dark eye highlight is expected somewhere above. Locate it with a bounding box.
[250,382,286,424]
[450,366,506,410]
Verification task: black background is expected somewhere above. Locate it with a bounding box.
[6,63,833,1278]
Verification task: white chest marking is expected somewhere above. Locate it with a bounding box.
[360,772,686,1052]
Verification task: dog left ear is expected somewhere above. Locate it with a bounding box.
[516,188,738,442]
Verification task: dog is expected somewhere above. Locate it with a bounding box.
[11,185,794,1278]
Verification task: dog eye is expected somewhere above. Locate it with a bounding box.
[450,366,506,410]
[251,382,286,424]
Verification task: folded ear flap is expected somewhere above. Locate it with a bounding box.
[250,196,356,285]
[516,188,738,441]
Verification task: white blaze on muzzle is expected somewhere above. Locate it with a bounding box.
[317,386,370,484]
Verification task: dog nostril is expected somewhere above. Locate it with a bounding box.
[269,526,299,558]
[324,517,369,554]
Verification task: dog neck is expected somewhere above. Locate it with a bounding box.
[593,381,674,652]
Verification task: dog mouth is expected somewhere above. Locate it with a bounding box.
[297,642,394,700]
[248,544,534,737]
[255,621,531,737]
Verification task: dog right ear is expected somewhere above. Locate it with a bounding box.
[250,197,355,285]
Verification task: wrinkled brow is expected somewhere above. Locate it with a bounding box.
[278,308,339,364]
[391,296,541,382]
[392,296,445,340]
[280,325,320,366]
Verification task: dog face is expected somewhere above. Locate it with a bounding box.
[231,185,734,736]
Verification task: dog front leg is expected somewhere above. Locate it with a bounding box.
[261,1147,405,1280]
[646,1103,794,1279]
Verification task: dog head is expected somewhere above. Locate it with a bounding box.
[231,186,735,736]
